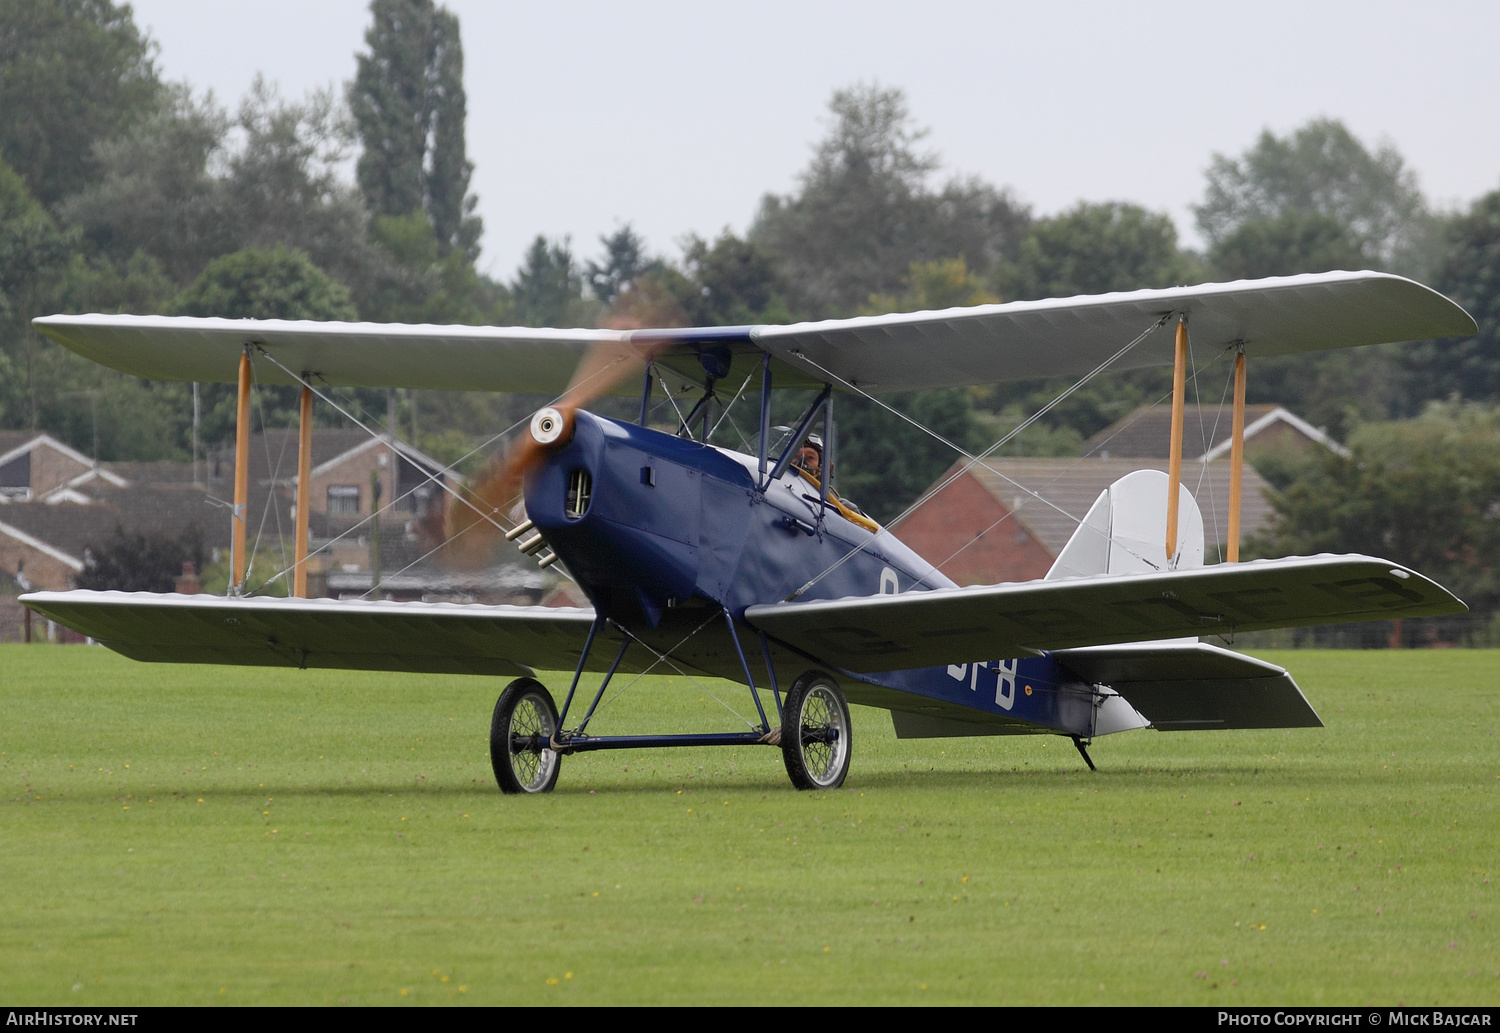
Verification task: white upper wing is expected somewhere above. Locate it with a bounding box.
[753,270,1476,390]
[33,271,1474,393]
[29,317,622,391]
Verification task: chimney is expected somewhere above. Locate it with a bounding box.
[175,561,201,595]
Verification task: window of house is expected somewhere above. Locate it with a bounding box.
[327,485,360,515]
[0,452,30,499]
[395,453,443,514]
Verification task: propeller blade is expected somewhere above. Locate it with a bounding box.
[439,333,663,564]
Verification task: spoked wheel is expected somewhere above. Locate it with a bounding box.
[490,678,561,794]
[781,671,852,790]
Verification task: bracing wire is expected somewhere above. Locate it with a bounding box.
[708,370,755,445]
[928,381,1184,574]
[1195,347,1241,565]
[927,340,1242,578]
[250,357,548,590]
[251,342,653,594]
[648,361,696,436]
[785,313,1171,600]
[241,354,293,592]
[585,613,760,730]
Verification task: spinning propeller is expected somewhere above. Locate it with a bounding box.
[442,336,661,561]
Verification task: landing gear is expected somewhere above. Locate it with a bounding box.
[1071,735,1097,772]
[781,671,852,790]
[490,678,561,794]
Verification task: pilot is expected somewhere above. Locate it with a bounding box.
[791,435,877,530]
[793,433,824,481]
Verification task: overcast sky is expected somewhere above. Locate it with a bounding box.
[130,0,1500,282]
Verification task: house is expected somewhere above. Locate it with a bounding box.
[212,429,451,530]
[0,431,128,504]
[891,458,1275,587]
[0,432,156,601]
[0,450,216,641]
[2,462,214,591]
[209,428,458,581]
[1082,404,1350,462]
[890,402,1353,587]
[0,423,546,640]
[207,428,556,603]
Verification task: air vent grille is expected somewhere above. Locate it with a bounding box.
[566,468,592,518]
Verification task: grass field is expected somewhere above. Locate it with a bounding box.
[1,644,1496,1006]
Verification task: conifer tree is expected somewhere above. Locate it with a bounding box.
[349,0,480,258]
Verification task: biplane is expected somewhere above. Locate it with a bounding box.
[21,270,1476,792]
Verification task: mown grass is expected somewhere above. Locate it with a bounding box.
[1,645,1496,1006]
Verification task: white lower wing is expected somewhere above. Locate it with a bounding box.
[20,592,607,677]
[745,555,1465,674]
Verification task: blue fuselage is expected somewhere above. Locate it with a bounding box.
[525,411,1093,735]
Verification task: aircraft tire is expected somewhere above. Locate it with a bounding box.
[490,678,561,794]
[781,671,852,791]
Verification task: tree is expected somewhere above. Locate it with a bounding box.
[672,231,789,326]
[999,201,1196,302]
[510,236,589,327]
[363,211,498,324]
[224,80,376,291]
[1194,119,1436,277]
[834,389,983,525]
[1,156,187,456]
[61,80,383,303]
[0,159,75,330]
[1248,403,1500,624]
[1401,189,1500,402]
[751,84,1028,318]
[1208,210,1368,281]
[0,158,80,430]
[171,246,358,448]
[865,257,997,315]
[585,225,648,307]
[0,0,160,207]
[978,202,1201,444]
[77,525,204,593]
[349,0,480,258]
[172,245,357,322]
[923,177,1032,276]
[1191,121,1444,430]
[58,85,232,284]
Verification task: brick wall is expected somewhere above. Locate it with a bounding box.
[29,443,91,496]
[891,471,1055,586]
[0,537,80,592]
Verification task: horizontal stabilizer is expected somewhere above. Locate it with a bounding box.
[1055,641,1321,730]
[19,591,607,677]
[746,554,1464,674]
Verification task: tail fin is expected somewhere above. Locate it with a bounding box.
[1046,469,1204,580]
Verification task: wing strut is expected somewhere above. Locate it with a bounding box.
[232,347,251,593]
[293,384,313,597]
[1165,315,1187,561]
[1228,345,1247,562]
